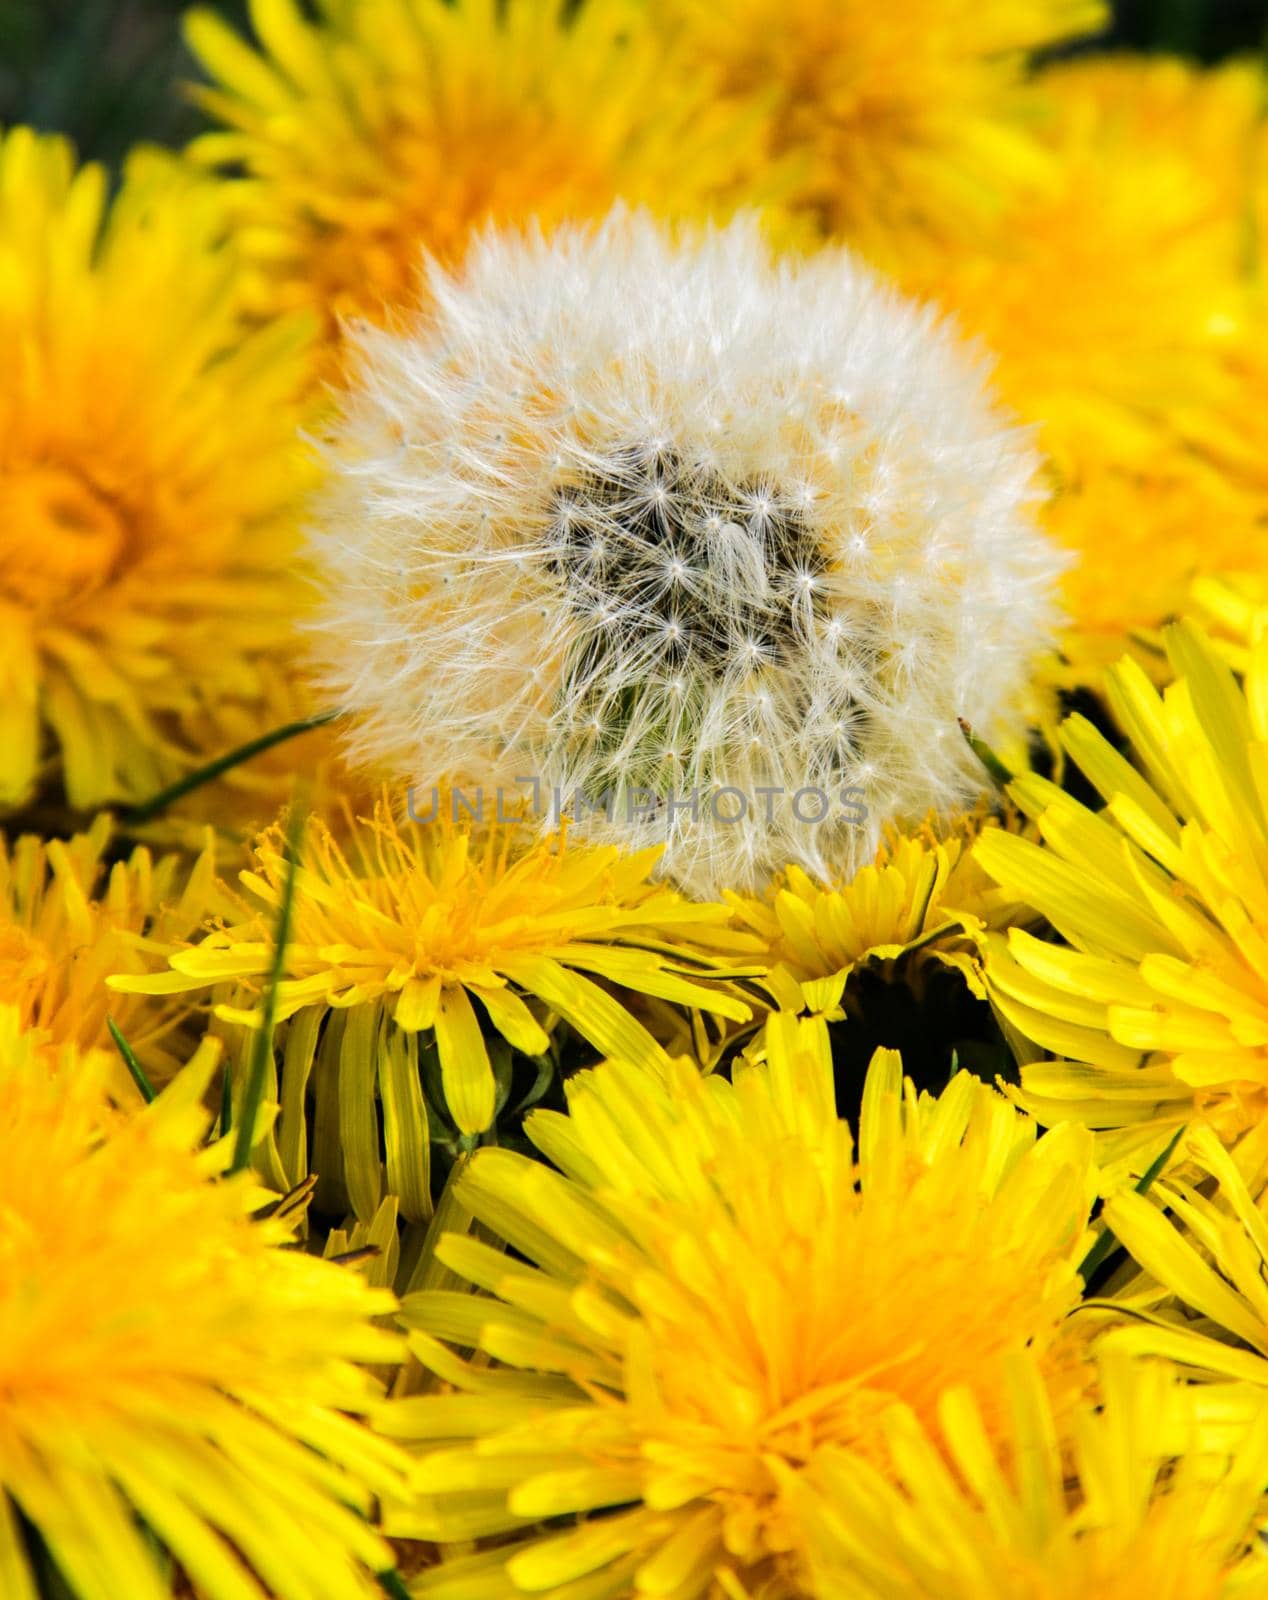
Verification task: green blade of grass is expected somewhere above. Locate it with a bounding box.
[107,1017,156,1104]
[231,804,306,1174]
[1078,1124,1186,1283]
[124,710,341,824]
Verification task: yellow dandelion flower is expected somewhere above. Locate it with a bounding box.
[379,1015,1098,1597]
[0,1009,407,1600]
[1042,464,1267,660]
[0,127,315,811]
[1,813,221,1089]
[783,1348,1268,1600]
[976,618,1268,1171]
[901,57,1267,644]
[912,56,1261,478]
[651,0,1106,252]
[1189,573,1268,677]
[728,814,1023,1017]
[111,800,757,1152]
[185,0,776,340]
[1102,1118,1268,1392]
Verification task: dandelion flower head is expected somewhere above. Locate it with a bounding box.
[0,128,316,810]
[309,210,1065,896]
[977,618,1268,1171]
[186,0,777,340]
[901,57,1268,642]
[0,815,219,1088]
[112,798,755,1142]
[649,0,1108,253]
[0,1011,406,1600]
[385,1016,1098,1596]
[729,812,1021,1015]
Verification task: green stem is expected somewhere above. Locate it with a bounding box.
[231,805,305,1173]
[124,710,341,824]
[220,1059,233,1139]
[957,718,1014,788]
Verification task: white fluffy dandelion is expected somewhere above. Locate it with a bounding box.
[308,210,1065,895]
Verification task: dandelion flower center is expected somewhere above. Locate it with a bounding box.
[626,1108,1087,1490]
[1,464,128,609]
[552,446,830,672]
[551,444,846,786]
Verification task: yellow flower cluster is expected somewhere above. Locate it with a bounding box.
[11,2,1268,1597]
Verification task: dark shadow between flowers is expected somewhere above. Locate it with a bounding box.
[825,962,1015,1131]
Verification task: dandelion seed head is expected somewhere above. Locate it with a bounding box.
[310,210,1065,894]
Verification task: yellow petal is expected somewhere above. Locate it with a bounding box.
[435,984,496,1135]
